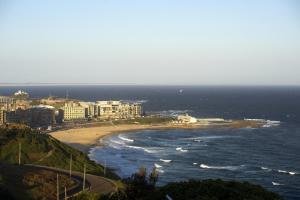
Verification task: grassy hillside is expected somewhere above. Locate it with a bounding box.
[0,124,118,179]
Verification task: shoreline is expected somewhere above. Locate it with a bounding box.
[49,120,265,153]
[50,123,202,153]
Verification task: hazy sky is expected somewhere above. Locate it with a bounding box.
[0,0,299,85]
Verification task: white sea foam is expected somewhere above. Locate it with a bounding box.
[176,147,188,152]
[244,118,265,121]
[244,118,281,128]
[277,169,298,175]
[127,145,143,150]
[200,164,242,171]
[272,182,283,186]
[144,148,158,153]
[160,159,172,163]
[193,162,198,165]
[107,142,123,149]
[118,135,134,142]
[262,124,272,128]
[260,166,273,172]
[200,164,210,169]
[154,163,163,168]
[278,169,288,174]
[289,171,297,175]
[156,169,164,173]
[126,145,158,154]
[151,109,192,117]
[194,139,202,142]
[110,139,126,145]
[121,99,148,104]
[180,149,188,152]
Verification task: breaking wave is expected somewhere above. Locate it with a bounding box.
[118,135,134,142]
[176,147,188,152]
[154,163,163,168]
[157,169,164,173]
[150,110,192,117]
[278,169,298,176]
[260,166,272,172]
[121,99,148,104]
[200,164,243,171]
[160,159,172,163]
[272,182,283,186]
[260,166,298,176]
[244,118,281,127]
[126,145,160,154]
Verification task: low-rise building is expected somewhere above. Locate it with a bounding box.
[5,107,56,128]
[95,100,142,119]
[0,110,6,124]
[62,102,85,120]
[13,90,29,99]
[16,100,31,110]
[0,96,16,111]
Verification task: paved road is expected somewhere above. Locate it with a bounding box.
[0,163,116,199]
[25,164,117,196]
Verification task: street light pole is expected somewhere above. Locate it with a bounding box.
[18,142,21,166]
[83,163,86,191]
[57,174,59,200]
[69,154,72,178]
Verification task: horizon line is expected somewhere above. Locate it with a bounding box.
[0,83,300,87]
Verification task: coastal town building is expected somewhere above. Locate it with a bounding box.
[16,100,31,110]
[0,96,17,111]
[1,91,144,125]
[79,102,98,118]
[40,96,67,108]
[95,101,142,119]
[13,90,29,99]
[62,102,86,120]
[0,110,6,125]
[0,96,16,104]
[5,107,56,128]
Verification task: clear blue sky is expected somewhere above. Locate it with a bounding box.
[0,0,299,85]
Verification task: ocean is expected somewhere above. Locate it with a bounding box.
[1,85,299,199]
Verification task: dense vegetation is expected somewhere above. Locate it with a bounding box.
[72,167,282,200]
[0,124,118,179]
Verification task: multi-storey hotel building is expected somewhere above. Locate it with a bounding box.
[62,102,86,120]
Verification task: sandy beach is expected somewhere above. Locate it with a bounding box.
[50,120,265,153]
[50,123,195,152]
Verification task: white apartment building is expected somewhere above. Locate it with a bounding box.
[79,102,97,118]
[62,102,85,120]
[96,100,142,119]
